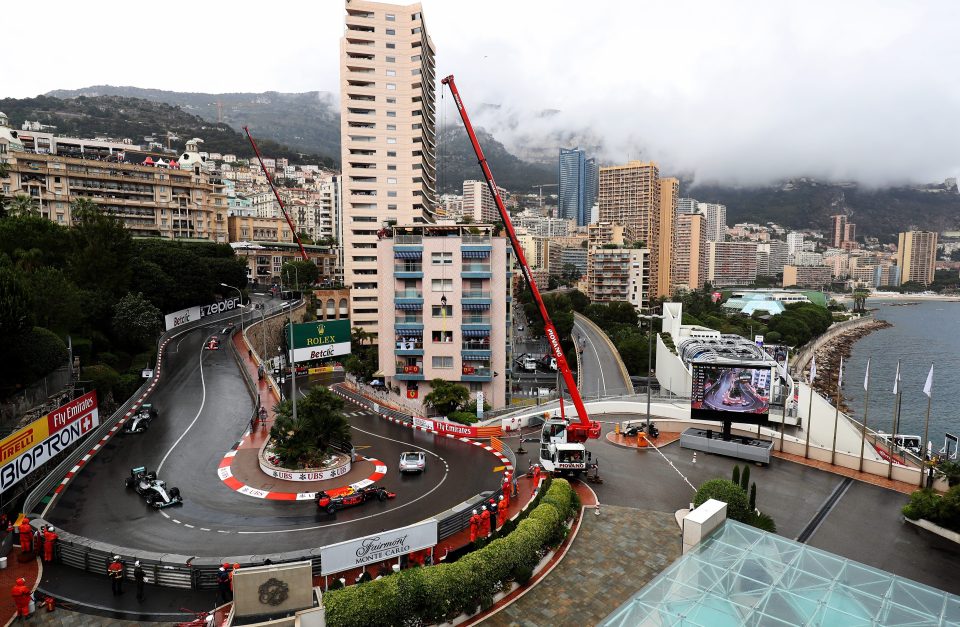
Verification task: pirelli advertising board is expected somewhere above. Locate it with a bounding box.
[0,391,100,494]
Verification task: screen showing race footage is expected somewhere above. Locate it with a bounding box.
[690,363,771,424]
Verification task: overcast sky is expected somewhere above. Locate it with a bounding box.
[6,0,960,185]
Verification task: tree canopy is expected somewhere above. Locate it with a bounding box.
[269,386,352,468]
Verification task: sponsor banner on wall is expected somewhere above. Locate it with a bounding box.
[164,297,241,331]
[0,391,100,494]
[320,519,437,576]
[412,417,477,437]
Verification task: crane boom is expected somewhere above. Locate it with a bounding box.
[441,75,599,443]
[243,126,310,262]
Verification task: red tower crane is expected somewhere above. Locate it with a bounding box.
[441,75,600,444]
[243,126,310,262]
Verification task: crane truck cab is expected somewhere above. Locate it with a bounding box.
[539,415,589,477]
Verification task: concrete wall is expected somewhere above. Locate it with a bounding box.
[233,561,314,619]
[656,334,692,397]
[792,316,871,374]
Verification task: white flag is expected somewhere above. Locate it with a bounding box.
[809,355,816,384]
[893,360,900,395]
[837,356,844,388]
[863,358,870,391]
[923,365,933,398]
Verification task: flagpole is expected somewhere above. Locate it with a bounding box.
[804,380,814,459]
[920,365,933,488]
[888,390,901,480]
[858,366,871,473]
[830,359,842,465]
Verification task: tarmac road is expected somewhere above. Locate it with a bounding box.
[45,314,499,556]
[573,314,633,398]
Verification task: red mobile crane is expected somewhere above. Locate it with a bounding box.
[243,126,310,262]
[442,76,601,461]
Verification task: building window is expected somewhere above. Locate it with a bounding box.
[387,165,397,171]
[386,13,395,20]
[386,98,396,104]
[388,204,397,209]
[386,124,397,130]
[386,70,396,77]
[432,356,453,368]
[431,278,452,292]
[387,138,397,144]
[386,83,396,90]
[386,28,395,35]
[412,69,421,76]
[469,383,483,393]
[431,252,452,265]
[387,191,398,197]
[432,305,453,317]
[387,151,397,157]
[386,42,395,49]
[431,331,453,344]
[387,111,397,117]
[387,177,397,184]
[386,56,395,62]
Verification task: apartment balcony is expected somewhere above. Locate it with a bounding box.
[462,263,492,279]
[394,290,423,307]
[462,315,491,332]
[461,234,492,253]
[394,262,423,279]
[395,339,424,356]
[395,317,424,332]
[462,345,492,360]
[394,363,425,381]
[460,366,493,382]
[462,290,492,306]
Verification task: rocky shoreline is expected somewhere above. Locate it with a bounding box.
[810,318,893,414]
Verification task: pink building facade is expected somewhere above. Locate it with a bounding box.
[377,224,510,412]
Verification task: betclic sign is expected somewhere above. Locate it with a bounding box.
[164,297,241,331]
[0,391,100,494]
[288,319,352,364]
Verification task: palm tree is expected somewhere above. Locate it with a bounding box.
[351,326,371,346]
[7,194,37,217]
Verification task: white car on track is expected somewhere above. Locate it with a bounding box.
[399,451,426,474]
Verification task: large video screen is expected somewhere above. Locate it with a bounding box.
[690,363,771,424]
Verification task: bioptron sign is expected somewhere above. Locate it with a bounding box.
[0,390,100,493]
[320,518,437,575]
[164,297,242,331]
[288,319,351,364]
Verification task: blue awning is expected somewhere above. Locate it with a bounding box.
[395,328,423,338]
[462,250,490,258]
[396,302,422,311]
[394,250,422,259]
[462,303,490,311]
[462,329,491,338]
[462,351,490,359]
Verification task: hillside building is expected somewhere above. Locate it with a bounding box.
[896,230,938,286]
[707,241,758,286]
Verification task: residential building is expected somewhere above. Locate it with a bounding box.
[340,0,438,337]
[844,222,857,246]
[829,214,848,248]
[707,241,758,286]
[874,264,901,287]
[700,203,727,242]
[558,147,597,227]
[588,221,626,248]
[896,230,938,285]
[789,251,824,267]
[314,287,351,320]
[783,264,832,289]
[755,241,789,276]
[672,212,708,291]
[1,133,228,241]
[439,193,463,220]
[677,197,698,215]
[559,246,588,278]
[786,232,805,255]
[587,247,650,310]
[232,240,338,288]
[598,160,660,245]
[462,179,505,223]
[657,177,679,298]
[377,223,509,410]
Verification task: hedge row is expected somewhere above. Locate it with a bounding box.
[324,479,576,627]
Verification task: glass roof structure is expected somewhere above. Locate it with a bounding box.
[601,520,960,626]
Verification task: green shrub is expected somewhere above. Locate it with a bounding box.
[17,327,68,381]
[448,411,478,425]
[748,511,777,532]
[113,373,142,403]
[324,575,399,627]
[541,479,574,519]
[82,364,120,398]
[740,465,750,492]
[936,486,960,531]
[732,465,740,486]
[749,483,757,511]
[902,490,934,521]
[694,479,751,522]
[72,337,93,364]
[528,501,564,545]
[97,351,119,367]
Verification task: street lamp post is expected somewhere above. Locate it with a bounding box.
[221,283,245,333]
[639,312,665,429]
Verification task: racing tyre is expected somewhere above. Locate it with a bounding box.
[145,495,156,506]
[377,489,388,502]
[326,504,337,515]
[124,478,133,489]
[169,487,181,499]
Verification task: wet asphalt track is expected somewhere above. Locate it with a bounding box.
[45,315,499,555]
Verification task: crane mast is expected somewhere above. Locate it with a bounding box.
[441,75,599,443]
[243,126,310,262]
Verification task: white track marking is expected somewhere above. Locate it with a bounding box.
[157,343,208,473]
